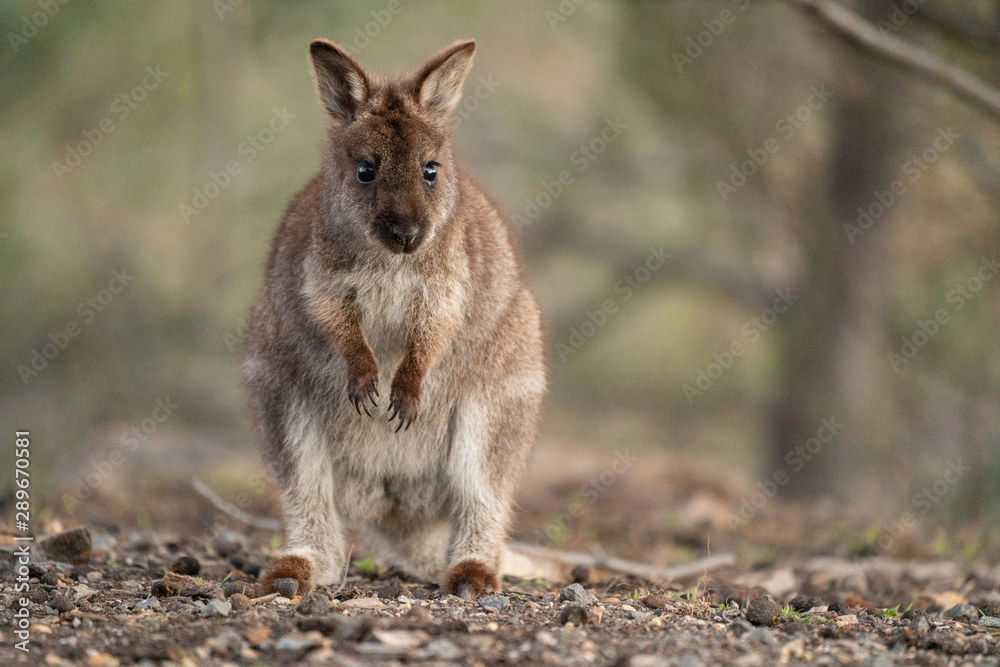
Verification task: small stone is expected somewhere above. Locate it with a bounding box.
[559,583,596,605]
[29,587,49,604]
[40,527,92,565]
[828,601,851,616]
[479,595,508,612]
[228,556,261,577]
[297,593,330,616]
[642,593,671,609]
[275,631,323,651]
[229,593,251,612]
[202,599,232,617]
[835,614,858,628]
[788,594,820,612]
[911,615,931,632]
[407,605,433,623]
[978,615,1000,627]
[73,584,98,602]
[223,581,257,598]
[272,578,299,599]
[943,603,978,621]
[213,531,246,558]
[627,609,651,621]
[588,605,604,625]
[337,615,379,642]
[150,580,177,598]
[169,556,201,576]
[559,605,589,626]
[85,571,103,582]
[745,596,782,627]
[421,639,463,661]
[570,565,590,583]
[133,596,161,612]
[52,596,74,614]
[341,596,384,609]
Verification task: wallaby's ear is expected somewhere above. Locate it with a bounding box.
[413,40,476,120]
[309,39,370,125]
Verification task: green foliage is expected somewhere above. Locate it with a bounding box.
[352,558,377,575]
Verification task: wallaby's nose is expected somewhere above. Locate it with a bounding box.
[390,224,420,251]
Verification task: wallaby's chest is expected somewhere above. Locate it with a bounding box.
[344,265,422,356]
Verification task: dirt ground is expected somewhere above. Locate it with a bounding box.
[3,439,1000,665]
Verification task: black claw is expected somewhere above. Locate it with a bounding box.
[394,418,404,433]
[353,397,361,415]
[362,402,371,417]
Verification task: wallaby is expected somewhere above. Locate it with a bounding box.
[244,38,546,599]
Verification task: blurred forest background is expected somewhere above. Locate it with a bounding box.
[2,1,999,558]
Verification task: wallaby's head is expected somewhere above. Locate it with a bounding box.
[308,39,476,256]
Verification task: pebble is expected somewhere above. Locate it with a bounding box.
[910,615,931,632]
[943,603,978,621]
[479,595,509,612]
[627,609,651,621]
[169,556,201,576]
[149,580,177,598]
[559,605,589,626]
[420,638,463,661]
[828,601,851,616]
[745,596,782,627]
[133,596,161,612]
[559,583,596,605]
[202,599,232,617]
[229,593,251,612]
[73,584,98,602]
[275,631,324,651]
[341,596,384,609]
[978,615,1000,627]
[53,596,74,613]
[642,594,671,609]
[296,593,330,615]
[222,581,257,598]
[213,531,246,558]
[272,578,299,599]
[788,594,820,612]
[29,587,49,604]
[40,527,92,565]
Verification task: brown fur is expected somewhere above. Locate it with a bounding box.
[446,558,500,600]
[245,38,546,597]
[257,554,313,597]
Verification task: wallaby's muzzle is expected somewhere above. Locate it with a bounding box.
[377,212,425,254]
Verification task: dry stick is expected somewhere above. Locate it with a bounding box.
[190,476,282,532]
[791,0,1000,123]
[508,541,735,585]
[191,477,736,584]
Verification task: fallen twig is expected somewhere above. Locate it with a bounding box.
[190,477,282,532]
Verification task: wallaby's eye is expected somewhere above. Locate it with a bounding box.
[356,162,377,184]
[422,162,438,183]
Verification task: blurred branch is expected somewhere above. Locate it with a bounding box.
[191,477,282,531]
[791,0,1000,123]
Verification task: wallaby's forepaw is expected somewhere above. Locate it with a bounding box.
[387,375,420,432]
[258,554,313,597]
[347,369,379,417]
[446,559,499,600]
